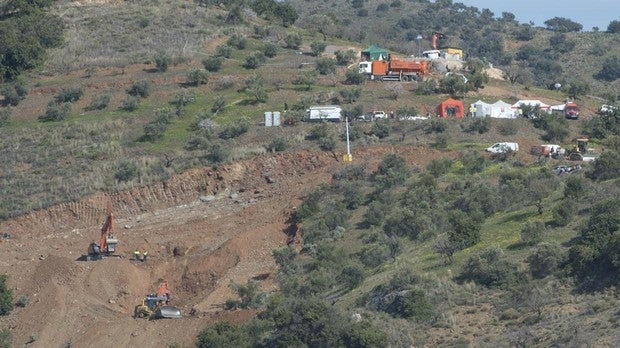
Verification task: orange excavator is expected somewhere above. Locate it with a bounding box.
[86,211,119,261]
[134,281,182,319]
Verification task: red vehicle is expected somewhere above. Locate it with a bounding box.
[564,102,580,119]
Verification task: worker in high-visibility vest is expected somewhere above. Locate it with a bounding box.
[133,250,141,261]
[142,251,148,262]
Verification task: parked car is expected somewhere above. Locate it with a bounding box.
[372,111,387,119]
[486,142,519,154]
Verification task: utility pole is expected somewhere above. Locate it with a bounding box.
[344,117,352,162]
[416,34,423,58]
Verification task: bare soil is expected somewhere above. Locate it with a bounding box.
[0,144,458,347]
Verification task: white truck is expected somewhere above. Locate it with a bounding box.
[305,106,342,122]
[486,142,519,154]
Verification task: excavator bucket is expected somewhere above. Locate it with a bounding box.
[154,306,182,319]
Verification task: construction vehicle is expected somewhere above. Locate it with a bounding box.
[134,282,181,319]
[564,102,580,119]
[558,138,598,162]
[431,32,447,50]
[358,58,429,81]
[86,211,119,261]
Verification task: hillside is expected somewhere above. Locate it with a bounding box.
[0,1,619,347]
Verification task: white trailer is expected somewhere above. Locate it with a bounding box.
[305,106,342,122]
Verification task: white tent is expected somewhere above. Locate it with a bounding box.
[470,100,491,117]
[489,100,515,118]
[511,100,551,117]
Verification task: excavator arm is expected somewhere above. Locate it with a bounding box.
[432,32,447,50]
[99,212,114,251]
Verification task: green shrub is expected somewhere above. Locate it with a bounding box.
[202,56,222,72]
[142,108,173,142]
[39,101,71,122]
[387,288,435,322]
[154,52,170,72]
[86,93,110,111]
[459,150,487,174]
[187,68,209,86]
[206,143,229,164]
[284,32,302,49]
[520,221,547,245]
[414,79,436,95]
[0,328,11,348]
[227,33,247,49]
[373,153,409,190]
[54,87,83,103]
[345,68,366,85]
[0,109,11,127]
[211,95,226,113]
[586,150,620,180]
[243,51,266,69]
[427,157,454,177]
[552,199,577,227]
[563,174,587,198]
[527,242,565,279]
[219,118,250,139]
[457,246,519,287]
[337,263,365,290]
[120,96,139,111]
[196,322,249,348]
[310,41,327,56]
[319,136,336,151]
[127,80,151,98]
[497,120,518,135]
[425,119,446,133]
[568,197,620,289]
[268,136,288,152]
[432,133,449,149]
[335,49,356,65]
[171,90,196,110]
[114,161,139,182]
[315,58,336,75]
[215,76,236,90]
[16,295,29,307]
[370,120,390,139]
[466,117,490,134]
[357,244,390,268]
[261,42,278,58]
[0,275,14,315]
[215,44,232,58]
[447,209,481,249]
[0,81,27,106]
[308,122,329,140]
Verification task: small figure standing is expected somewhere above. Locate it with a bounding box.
[142,251,148,262]
[134,250,141,261]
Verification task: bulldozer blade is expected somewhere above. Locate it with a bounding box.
[154,306,182,319]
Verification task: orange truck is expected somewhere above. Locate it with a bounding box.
[359,59,429,81]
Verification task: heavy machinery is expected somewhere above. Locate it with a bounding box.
[134,282,182,319]
[558,138,598,161]
[431,32,447,50]
[358,58,429,81]
[86,211,119,261]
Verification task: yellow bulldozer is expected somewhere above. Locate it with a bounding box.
[134,282,181,319]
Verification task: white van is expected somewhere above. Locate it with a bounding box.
[486,142,519,154]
